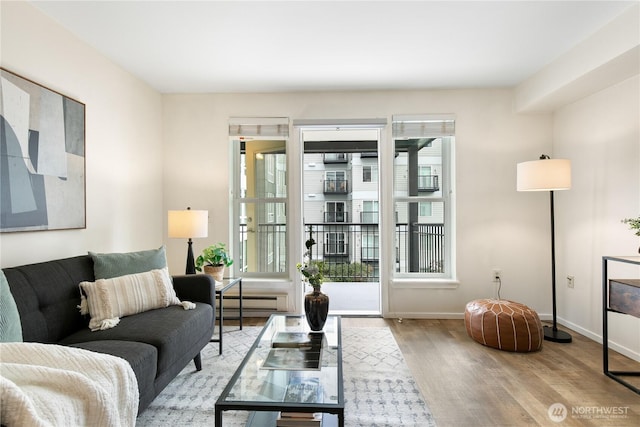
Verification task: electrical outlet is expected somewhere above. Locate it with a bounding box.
[567,275,575,288]
[492,269,502,282]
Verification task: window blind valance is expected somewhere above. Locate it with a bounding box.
[228,117,289,138]
[392,115,455,138]
[292,118,387,128]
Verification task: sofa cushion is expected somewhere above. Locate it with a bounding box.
[61,303,213,376]
[2,256,95,343]
[0,270,23,342]
[79,268,193,331]
[90,246,167,280]
[68,340,157,412]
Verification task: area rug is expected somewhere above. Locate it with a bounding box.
[136,327,436,426]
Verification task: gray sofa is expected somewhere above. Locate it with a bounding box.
[2,254,216,414]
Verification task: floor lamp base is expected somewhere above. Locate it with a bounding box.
[543,325,572,343]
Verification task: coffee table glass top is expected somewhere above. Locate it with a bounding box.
[217,314,342,408]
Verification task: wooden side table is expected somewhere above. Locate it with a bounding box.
[210,277,243,355]
[602,255,640,394]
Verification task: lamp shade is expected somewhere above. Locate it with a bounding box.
[168,209,208,238]
[517,158,571,191]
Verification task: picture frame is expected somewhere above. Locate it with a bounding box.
[0,68,86,232]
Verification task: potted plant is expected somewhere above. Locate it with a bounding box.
[621,215,640,253]
[297,227,329,331]
[195,243,233,282]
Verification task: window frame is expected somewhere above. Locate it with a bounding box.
[230,118,290,279]
[363,165,378,183]
[391,115,456,284]
[325,232,347,255]
[325,201,347,223]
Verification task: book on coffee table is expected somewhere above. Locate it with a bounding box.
[279,411,319,419]
[262,332,323,370]
[276,411,321,426]
[262,347,322,370]
[283,377,322,403]
[272,332,323,348]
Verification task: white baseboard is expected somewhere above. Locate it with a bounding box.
[557,316,640,363]
[386,312,464,319]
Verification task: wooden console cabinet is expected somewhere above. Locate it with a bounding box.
[602,255,640,394]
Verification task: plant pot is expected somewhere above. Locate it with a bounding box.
[203,264,225,282]
[304,289,329,332]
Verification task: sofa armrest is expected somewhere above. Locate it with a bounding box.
[172,274,215,306]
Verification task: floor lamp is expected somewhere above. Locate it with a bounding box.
[168,207,209,274]
[517,154,572,343]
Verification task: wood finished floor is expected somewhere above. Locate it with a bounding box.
[234,317,640,426]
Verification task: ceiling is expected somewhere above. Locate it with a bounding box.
[30,1,637,94]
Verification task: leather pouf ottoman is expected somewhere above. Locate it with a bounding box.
[464,299,542,352]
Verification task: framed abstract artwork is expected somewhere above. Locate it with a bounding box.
[0,68,85,232]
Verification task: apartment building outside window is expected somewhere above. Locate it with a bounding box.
[325,202,347,223]
[325,232,347,255]
[362,200,378,223]
[363,165,378,183]
[324,171,348,194]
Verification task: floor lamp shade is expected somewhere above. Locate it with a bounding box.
[517,158,571,191]
[168,208,208,274]
[517,155,572,343]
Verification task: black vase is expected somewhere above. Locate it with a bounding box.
[304,290,329,332]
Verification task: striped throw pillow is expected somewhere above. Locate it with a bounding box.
[79,268,194,331]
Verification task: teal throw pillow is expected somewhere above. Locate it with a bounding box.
[0,270,23,342]
[90,246,168,279]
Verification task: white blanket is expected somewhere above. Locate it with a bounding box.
[0,342,139,427]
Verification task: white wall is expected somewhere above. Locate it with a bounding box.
[162,90,555,318]
[0,1,164,268]
[554,75,640,360]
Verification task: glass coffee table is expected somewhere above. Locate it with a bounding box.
[215,314,344,427]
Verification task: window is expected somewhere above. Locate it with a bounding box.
[325,232,347,255]
[325,202,347,223]
[324,171,347,193]
[393,115,454,278]
[363,165,378,183]
[419,202,432,217]
[362,233,379,260]
[418,166,438,191]
[362,200,379,223]
[230,118,289,277]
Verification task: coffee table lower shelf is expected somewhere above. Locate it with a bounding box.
[215,315,344,427]
[246,411,338,427]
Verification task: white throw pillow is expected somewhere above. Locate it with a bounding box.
[79,268,194,331]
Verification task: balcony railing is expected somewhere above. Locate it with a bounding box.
[238,222,445,280]
[324,241,349,257]
[238,223,287,274]
[360,211,379,223]
[324,211,349,223]
[323,153,348,163]
[418,175,439,192]
[395,223,444,273]
[324,179,348,194]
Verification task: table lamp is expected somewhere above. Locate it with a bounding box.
[168,207,208,274]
